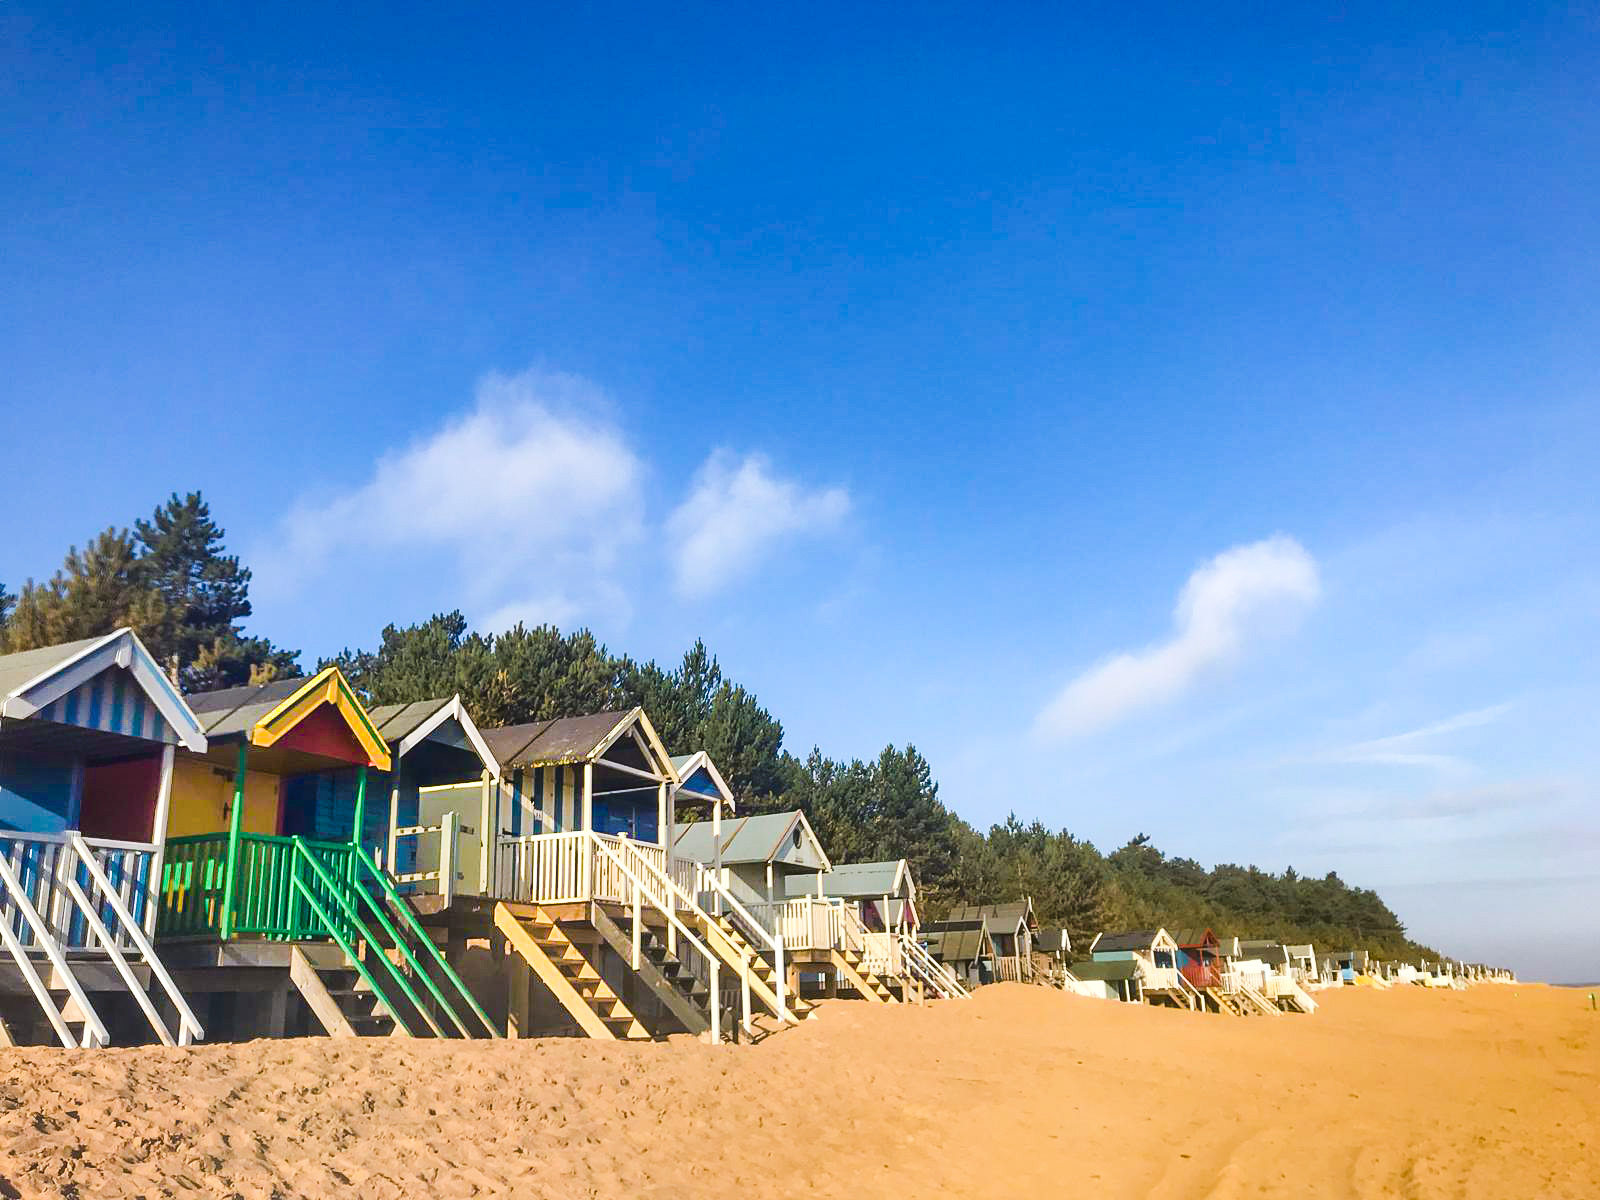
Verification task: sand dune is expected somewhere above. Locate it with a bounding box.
[0,983,1594,1198]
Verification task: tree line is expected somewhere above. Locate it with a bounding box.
[2,493,1439,961]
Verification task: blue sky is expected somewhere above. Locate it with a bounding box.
[4,3,1596,980]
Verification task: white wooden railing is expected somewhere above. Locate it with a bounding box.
[900,934,970,999]
[0,831,203,1047]
[495,831,670,906]
[0,830,158,950]
[587,836,731,1042]
[391,810,459,902]
[994,955,1025,983]
[862,931,902,976]
[493,832,780,1033]
[685,862,790,1023]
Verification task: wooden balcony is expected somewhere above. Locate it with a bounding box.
[493,831,684,907]
[156,832,356,940]
[1,830,160,950]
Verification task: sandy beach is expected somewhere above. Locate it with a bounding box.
[0,983,1593,1199]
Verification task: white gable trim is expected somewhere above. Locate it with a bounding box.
[396,695,501,780]
[593,707,678,784]
[1,629,208,753]
[671,749,736,811]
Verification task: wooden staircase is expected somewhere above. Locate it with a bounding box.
[1204,986,1245,1016]
[285,840,497,1039]
[495,902,649,1040]
[290,945,404,1038]
[592,903,719,1037]
[707,913,815,1021]
[831,945,900,1004]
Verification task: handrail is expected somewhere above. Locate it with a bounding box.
[290,838,444,1038]
[69,833,205,1045]
[0,852,110,1047]
[352,844,497,1038]
[590,835,726,1042]
[391,810,459,905]
[689,862,789,1022]
[900,933,969,999]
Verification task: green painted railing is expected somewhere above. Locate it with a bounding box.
[156,831,496,1039]
[157,833,353,941]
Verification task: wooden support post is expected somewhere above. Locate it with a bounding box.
[386,761,403,876]
[506,952,531,1039]
[479,769,493,894]
[145,743,177,937]
[220,741,248,940]
[581,762,594,832]
[351,765,368,885]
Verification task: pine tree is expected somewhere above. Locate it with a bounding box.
[133,492,298,688]
[1,529,166,652]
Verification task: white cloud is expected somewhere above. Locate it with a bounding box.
[665,450,850,599]
[256,368,644,631]
[1310,703,1513,772]
[1035,535,1320,740]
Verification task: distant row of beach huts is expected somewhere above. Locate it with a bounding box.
[0,629,1511,1048]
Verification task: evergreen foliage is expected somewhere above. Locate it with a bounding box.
[1,494,297,688]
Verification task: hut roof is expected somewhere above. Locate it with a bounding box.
[672,810,829,871]
[481,707,675,780]
[1068,959,1140,983]
[367,695,500,778]
[1035,926,1072,955]
[927,925,993,963]
[670,750,735,809]
[1091,930,1162,953]
[186,666,390,771]
[804,860,912,901]
[0,628,208,754]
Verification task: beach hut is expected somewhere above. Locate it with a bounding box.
[0,630,209,1046]
[788,858,939,1001]
[1089,929,1201,1009]
[674,809,830,908]
[483,715,796,1041]
[1174,928,1222,989]
[154,668,496,1042]
[924,919,996,989]
[367,696,501,899]
[937,901,1038,982]
[668,807,910,1007]
[1063,958,1143,1002]
[1034,926,1072,985]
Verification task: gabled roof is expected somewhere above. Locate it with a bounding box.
[944,900,1035,936]
[1036,927,1072,955]
[803,860,913,902]
[926,924,993,964]
[186,666,390,770]
[673,810,830,871]
[1090,929,1166,954]
[1172,928,1219,951]
[482,707,675,780]
[368,695,500,779]
[1068,959,1140,983]
[0,629,208,753]
[670,750,735,810]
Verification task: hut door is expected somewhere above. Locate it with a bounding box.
[416,782,483,896]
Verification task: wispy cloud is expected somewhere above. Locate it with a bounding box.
[665,450,850,599]
[1034,535,1320,740]
[256,368,645,630]
[1302,703,1513,772]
